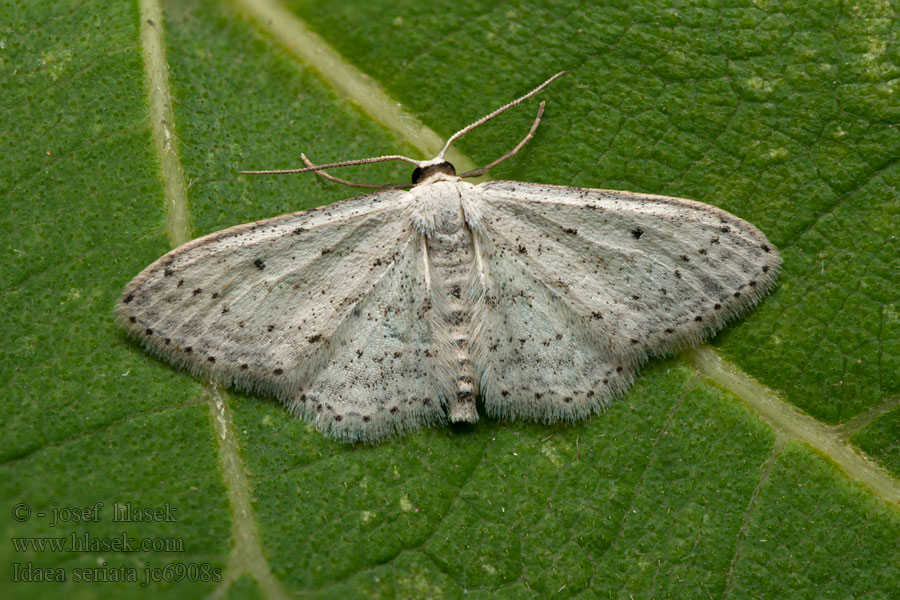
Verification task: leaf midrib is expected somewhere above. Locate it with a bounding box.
[140,2,287,597]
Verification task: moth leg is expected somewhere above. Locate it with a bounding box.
[457,101,545,179]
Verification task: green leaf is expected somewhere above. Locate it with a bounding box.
[2,0,898,598]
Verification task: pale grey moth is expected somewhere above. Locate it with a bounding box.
[118,72,780,443]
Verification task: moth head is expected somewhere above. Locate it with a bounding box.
[411,160,456,185]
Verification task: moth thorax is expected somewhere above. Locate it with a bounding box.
[411,161,456,184]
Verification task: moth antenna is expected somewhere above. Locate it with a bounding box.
[457,101,545,179]
[241,72,565,179]
[300,153,413,190]
[437,71,566,160]
[239,154,420,175]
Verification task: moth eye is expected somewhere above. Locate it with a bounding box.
[412,161,455,184]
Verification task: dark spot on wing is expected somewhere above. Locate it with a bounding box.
[124,294,134,304]
[254,258,265,270]
[631,227,644,239]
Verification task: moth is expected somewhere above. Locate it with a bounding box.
[118,72,780,443]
